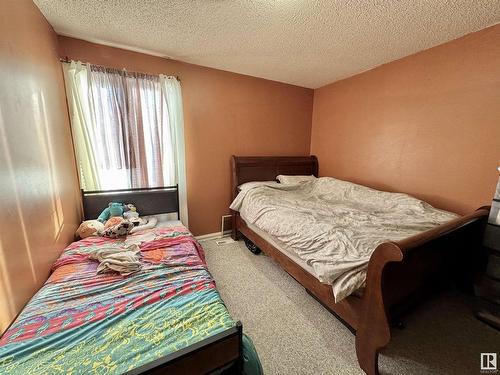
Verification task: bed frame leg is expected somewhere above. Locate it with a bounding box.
[392,320,405,330]
[236,321,243,374]
[231,229,240,241]
[231,211,241,241]
[355,332,382,375]
[355,242,404,375]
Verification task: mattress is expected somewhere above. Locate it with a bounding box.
[0,223,235,374]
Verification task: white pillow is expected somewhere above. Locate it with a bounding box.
[238,181,280,191]
[276,175,316,184]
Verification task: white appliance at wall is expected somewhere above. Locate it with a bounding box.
[475,167,500,331]
[487,167,500,225]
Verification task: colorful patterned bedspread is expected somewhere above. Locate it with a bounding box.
[0,225,235,374]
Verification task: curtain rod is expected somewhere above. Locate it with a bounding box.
[60,57,181,82]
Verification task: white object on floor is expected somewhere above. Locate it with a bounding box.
[196,231,231,241]
[215,237,237,246]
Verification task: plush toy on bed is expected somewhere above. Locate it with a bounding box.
[97,202,128,223]
[123,204,142,226]
[122,203,158,233]
[101,217,134,238]
[93,202,158,237]
[76,220,105,239]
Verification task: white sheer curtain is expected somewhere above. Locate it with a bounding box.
[160,76,188,225]
[62,62,102,190]
[62,61,188,226]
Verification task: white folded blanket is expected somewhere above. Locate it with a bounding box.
[89,244,142,276]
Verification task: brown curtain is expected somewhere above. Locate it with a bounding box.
[87,65,165,188]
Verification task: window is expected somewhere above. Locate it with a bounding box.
[63,61,188,224]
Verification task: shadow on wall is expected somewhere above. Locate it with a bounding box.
[0,85,80,333]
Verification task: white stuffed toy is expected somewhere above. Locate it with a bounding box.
[122,203,158,233]
[130,217,158,234]
[123,204,143,226]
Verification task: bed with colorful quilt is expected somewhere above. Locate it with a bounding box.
[0,222,243,374]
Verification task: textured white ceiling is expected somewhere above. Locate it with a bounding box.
[34,0,500,88]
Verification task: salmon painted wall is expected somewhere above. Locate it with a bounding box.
[0,0,81,332]
[311,25,500,215]
[58,36,314,235]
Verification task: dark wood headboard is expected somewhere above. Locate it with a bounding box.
[231,155,318,199]
[81,186,179,221]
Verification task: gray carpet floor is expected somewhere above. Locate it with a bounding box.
[202,238,499,375]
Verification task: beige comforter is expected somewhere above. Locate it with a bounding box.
[230,177,457,301]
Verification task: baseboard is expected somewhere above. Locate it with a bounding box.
[196,230,231,241]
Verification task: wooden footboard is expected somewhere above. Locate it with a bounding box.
[127,321,243,374]
[234,209,488,375]
[355,207,489,375]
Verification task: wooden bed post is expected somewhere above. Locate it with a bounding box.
[231,211,241,241]
[355,242,403,375]
[230,155,240,241]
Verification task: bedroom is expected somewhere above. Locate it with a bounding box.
[1,0,499,374]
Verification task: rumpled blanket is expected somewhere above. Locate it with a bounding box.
[230,177,458,301]
[88,243,142,275]
[0,225,236,375]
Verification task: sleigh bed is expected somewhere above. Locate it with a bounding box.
[230,155,489,375]
[0,187,243,375]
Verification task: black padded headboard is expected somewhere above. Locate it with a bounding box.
[81,186,179,221]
